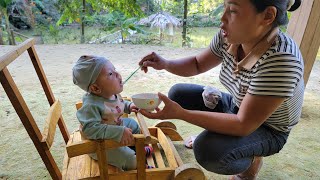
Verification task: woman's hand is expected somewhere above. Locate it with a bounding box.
[139,52,168,73]
[120,127,134,145]
[129,103,139,113]
[139,92,185,120]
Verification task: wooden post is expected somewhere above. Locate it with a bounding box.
[287,0,320,85]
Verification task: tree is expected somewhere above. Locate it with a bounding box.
[57,0,143,43]
[182,0,187,47]
[0,0,13,45]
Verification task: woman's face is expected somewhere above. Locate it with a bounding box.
[220,0,266,44]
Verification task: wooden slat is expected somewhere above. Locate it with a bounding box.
[157,128,178,168]
[42,100,62,149]
[80,168,175,180]
[135,137,146,180]
[152,144,165,168]
[96,141,108,180]
[135,113,151,142]
[153,120,177,130]
[67,139,98,158]
[158,127,183,141]
[0,38,35,71]
[62,133,74,179]
[166,135,183,167]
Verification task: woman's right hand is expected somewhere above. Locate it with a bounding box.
[139,52,167,73]
[120,127,134,145]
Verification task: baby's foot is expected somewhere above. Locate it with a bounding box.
[144,146,153,157]
[146,164,154,169]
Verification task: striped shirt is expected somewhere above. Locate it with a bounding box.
[210,28,304,132]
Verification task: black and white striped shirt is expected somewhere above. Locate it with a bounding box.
[210,29,304,132]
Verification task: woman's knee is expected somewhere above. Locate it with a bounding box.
[168,83,187,101]
[193,131,225,170]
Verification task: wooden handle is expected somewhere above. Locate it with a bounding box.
[135,112,151,142]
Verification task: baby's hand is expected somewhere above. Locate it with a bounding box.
[130,103,139,113]
[120,127,134,145]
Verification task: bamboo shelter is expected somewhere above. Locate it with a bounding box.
[138,11,181,42]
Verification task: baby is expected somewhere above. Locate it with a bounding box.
[72,55,152,170]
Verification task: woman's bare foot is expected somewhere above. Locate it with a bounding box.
[229,156,263,180]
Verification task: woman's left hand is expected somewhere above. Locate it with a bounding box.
[139,92,184,120]
[130,103,139,113]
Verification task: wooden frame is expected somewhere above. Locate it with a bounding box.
[0,38,69,179]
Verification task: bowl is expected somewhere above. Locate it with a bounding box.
[131,93,162,112]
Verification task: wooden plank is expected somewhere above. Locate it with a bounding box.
[42,100,62,149]
[66,138,98,158]
[153,120,177,130]
[91,158,100,178]
[135,113,151,142]
[0,38,35,71]
[159,127,183,141]
[157,128,178,168]
[0,67,61,180]
[287,0,320,85]
[80,168,175,180]
[96,141,109,180]
[135,137,146,180]
[62,133,74,180]
[166,135,183,167]
[27,45,70,143]
[152,144,165,168]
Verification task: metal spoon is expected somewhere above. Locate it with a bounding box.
[123,65,142,84]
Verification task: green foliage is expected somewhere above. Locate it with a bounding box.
[56,0,144,26]
[102,11,146,43]
[0,0,12,8]
[48,24,60,43]
[209,3,223,27]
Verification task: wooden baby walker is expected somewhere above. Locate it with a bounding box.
[0,38,206,180]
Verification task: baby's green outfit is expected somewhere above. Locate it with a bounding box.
[77,93,140,170]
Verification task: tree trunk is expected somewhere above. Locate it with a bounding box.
[0,15,4,45]
[3,10,13,45]
[182,0,188,47]
[80,0,85,43]
[0,28,4,45]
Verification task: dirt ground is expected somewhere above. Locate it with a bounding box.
[0,44,319,179]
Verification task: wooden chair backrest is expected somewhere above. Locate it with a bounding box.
[42,100,62,149]
[0,39,69,180]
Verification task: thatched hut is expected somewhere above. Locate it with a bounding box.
[138,11,181,41]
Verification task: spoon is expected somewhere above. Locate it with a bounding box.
[123,65,142,84]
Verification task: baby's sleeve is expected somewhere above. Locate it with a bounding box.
[123,100,133,114]
[77,103,125,142]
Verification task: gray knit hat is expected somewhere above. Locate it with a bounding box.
[72,55,108,92]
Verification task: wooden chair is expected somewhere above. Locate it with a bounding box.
[0,38,206,180]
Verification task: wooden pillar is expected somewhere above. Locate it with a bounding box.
[287,0,320,85]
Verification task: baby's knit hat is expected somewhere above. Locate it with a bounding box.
[72,55,108,92]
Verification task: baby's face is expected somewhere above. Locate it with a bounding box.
[94,61,123,98]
